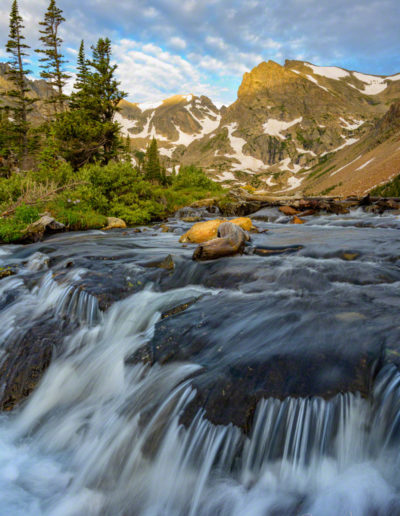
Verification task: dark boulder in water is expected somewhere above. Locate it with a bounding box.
[0,314,75,411]
[147,291,385,432]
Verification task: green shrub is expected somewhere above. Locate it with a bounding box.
[371,174,400,197]
[174,165,222,190]
[0,204,40,243]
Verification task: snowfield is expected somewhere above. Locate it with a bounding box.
[225,123,267,172]
[352,72,387,95]
[263,117,303,139]
[307,64,349,80]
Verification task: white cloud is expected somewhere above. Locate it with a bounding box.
[169,36,187,50]
[112,39,229,104]
[143,7,158,18]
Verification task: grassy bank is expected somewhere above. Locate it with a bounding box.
[0,161,225,243]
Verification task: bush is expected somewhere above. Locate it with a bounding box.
[0,204,40,243]
[174,165,222,191]
[371,174,400,197]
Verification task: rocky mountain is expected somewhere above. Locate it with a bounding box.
[0,63,55,122]
[116,94,222,163]
[116,60,400,195]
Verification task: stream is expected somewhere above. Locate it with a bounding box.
[1,207,400,515]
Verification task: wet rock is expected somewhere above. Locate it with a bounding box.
[180,219,223,243]
[142,254,175,271]
[0,267,16,280]
[279,206,299,216]
[24,216,65,242]
[161,296,200,319]
[175,204,219,220]
[160,224,173,232]
[291,215,305,224]
[180,218,254,244]
[0,315,75,411]
[147,293,384,433]
[253,245,303,256]
[181,216,201,223]
[192,222,248,261]
[104,217,127,230]
[218,199,261,217]
[341,252,360,261]
[326,203,350,215]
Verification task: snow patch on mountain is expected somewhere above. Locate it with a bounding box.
[137,100,163,112]
[215,171,236,181]
[296,147,316,156]
[263,117,302,139]
[321,137,359,156]
[114,113,138,135]
[331,155,363,176]
[339,117,365,130]
[279,157,302,173]
[356,157,376,171]
[225,123,267,172]
[307,64,349,80]
[352,72,387,95]
[287,176,303,190]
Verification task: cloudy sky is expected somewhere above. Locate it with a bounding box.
[0,0,399,105]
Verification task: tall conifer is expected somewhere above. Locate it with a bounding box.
[36,0,69,113]
[69,40,88,110]
[144,138,162,183]
[5,0,36,165]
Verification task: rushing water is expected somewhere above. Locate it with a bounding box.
[1,208,400,515]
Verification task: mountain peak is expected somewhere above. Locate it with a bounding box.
[238,60,298,98]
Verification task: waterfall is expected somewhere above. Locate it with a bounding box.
[0,281,397,515]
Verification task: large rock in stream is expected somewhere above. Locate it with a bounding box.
[139,291,385,433]
[192,222,249,261]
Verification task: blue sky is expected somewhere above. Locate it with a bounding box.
[0,0,399,105]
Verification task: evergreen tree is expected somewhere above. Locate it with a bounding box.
[134,149,145,173]
[86,38,127,122]
[69,39,87,110]
[35,0,70,113]
[5,0,36,165]
[144,138,162,183]
[75,40,88,88]
[55,37,127,167]
[0,104,18,176]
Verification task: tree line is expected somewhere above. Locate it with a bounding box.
[0,0,169,184]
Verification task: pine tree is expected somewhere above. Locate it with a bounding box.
[84,38,127,163]
[144,138,162,183]
[134,149,145,173]
[5,0,36,164]
[69,40,88,110]
[75,40,88,90]
[86,38,127,123]
[35,0,69,114]
[55,37,127,167]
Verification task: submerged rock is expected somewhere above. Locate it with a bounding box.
[0,267,16,280]
[143,254,175,271]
